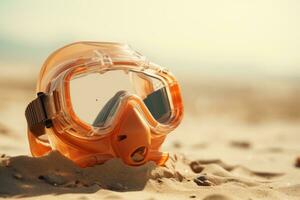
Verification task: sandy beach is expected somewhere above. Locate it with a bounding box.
[0,68,299,200]
[1,0,300,199]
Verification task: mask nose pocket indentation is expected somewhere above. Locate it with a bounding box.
[117,134,127,141]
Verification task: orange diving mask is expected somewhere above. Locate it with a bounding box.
[25,42,183,167]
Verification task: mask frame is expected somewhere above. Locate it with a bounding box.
[26,42,183,167]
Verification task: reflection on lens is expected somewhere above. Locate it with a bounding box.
[70,69,171,128]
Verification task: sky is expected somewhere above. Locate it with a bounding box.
[0,0,300,78]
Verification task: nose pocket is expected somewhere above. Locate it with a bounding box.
[112,103,151,165]
[92,91,128,127]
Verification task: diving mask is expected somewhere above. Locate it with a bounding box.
[25,42,183,167]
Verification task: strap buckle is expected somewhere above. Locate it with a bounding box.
[25,92,53,137]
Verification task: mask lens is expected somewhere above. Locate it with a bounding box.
[129,72,172,123]
[69,69,172,128]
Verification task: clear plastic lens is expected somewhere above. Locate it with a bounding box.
[70,69,170,127]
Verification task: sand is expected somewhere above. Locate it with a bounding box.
[0,69,300,200]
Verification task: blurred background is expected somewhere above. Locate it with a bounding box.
[0,0,299,156]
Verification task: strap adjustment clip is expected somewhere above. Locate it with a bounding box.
[25,92,53,136]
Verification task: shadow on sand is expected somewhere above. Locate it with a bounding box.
[0,151,156,198]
